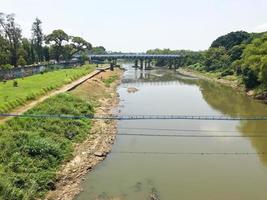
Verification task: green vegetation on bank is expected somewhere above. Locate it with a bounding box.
[0,93,93,200]
[0,64,95,113]
[102,75,118,87]
[147,31,267,95]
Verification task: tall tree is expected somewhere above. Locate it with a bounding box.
[20,38,35,65]
[0,35,10,66]
[32,18,43,62]
[91,46,106,54]
[211,31,251,50]
[0,13,22,67]
[45,29,69,62]
[69,36,92,57]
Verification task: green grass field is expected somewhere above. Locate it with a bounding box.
[0,93,93,200]
[0,64,96,113]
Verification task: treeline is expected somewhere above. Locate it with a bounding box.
[0,13,106,69]
[147,31,267,91]
[146,48,204,67]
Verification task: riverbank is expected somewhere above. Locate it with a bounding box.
[177,68,267,103]
[0,64,96,118]
[45,68,123,200]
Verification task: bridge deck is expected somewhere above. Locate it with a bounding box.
[89,54,180,59]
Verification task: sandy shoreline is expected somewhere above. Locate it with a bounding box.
[45,69,123,200]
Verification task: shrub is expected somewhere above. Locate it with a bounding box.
[220,69,234,77]
[13,81,18,87]
[242,68,260,89]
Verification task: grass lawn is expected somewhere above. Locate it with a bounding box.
[0,64,96,113]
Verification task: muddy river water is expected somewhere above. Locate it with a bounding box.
[76,63,267,200]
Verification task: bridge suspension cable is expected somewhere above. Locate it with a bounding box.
[111,151,267,156]
[1,113,267,121]
[117,133,267,138]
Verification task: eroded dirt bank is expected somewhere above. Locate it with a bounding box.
[45,68,123,200]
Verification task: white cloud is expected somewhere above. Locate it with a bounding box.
[254,23,267,32]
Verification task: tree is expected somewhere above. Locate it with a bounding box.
[45,29,69,62]
[32,18,43,62]
[18,55,26,66]
[0,13,22,67]
[0,35,10,66]
[43,46,50,61]
[20,38,35,65]
[203,47,230,71]
[228,44,245,62]
[69,36,92,57]
[91,46,106,54]
[211,31,251,50]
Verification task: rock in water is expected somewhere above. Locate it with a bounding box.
[127,87,138,93]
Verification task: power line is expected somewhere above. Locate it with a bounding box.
[111,151,266,156]
[119,127,267,133]
[117,133,267,138]
[1,113,267,121]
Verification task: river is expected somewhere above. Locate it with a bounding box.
[76,63,267,200]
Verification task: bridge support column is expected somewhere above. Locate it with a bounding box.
[144,60,148,70]
[110,63,114,71]
[147,60,152,70]
[134,59,138,68]
[140,59,144,69]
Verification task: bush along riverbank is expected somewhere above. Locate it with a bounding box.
[0,68,122,200]
[0,64,96,113]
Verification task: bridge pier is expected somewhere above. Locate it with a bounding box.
[147,59,152,70]
[134,59,138,68]
[140,59,144,70]
[109,59,117,71]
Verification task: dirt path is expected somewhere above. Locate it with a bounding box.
[45,69,123,200]
[0,67,109,124]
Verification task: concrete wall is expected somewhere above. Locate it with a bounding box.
[0,61,80,81]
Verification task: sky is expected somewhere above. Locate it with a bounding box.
[1,0,267,52]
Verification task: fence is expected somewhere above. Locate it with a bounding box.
[0,60,81,81]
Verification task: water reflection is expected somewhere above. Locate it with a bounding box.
[197,80,267,165]
[76,65,267,200]
[139,68,267,165]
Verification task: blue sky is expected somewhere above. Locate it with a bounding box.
[1,0,267,52]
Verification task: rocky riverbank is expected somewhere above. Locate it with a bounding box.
[45,68,123,200]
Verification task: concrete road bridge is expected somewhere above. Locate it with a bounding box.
[88,54,181,70]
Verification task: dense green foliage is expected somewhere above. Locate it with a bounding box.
[0,12,103,68]
[0,64,95,113]
[149,31,267,92]
[200,31,267,90]
[0,93,93,199]
[146,48,204,68]
[210,31,251,50]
